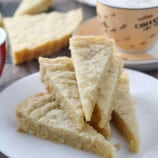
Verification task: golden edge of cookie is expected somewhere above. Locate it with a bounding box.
[13,34,70,64]
[14,0,53,16]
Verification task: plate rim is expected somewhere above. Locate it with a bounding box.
[75,0,96,6]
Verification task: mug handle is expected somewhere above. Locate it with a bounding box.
[0,28,6,76]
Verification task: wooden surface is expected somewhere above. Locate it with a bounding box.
[0,0,158,158]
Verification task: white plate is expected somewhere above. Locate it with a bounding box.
[75,0,96,6]
[0,70,158,158]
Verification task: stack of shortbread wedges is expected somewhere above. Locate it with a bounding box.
[16,35,140,158]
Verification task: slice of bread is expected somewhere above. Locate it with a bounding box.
[39,57,85,129]
[4,9,82,64]
[15,92,116,158]
[112,73,140,153]
[70,36,114,121]
[14,0,53,16]
[91,56,123,138]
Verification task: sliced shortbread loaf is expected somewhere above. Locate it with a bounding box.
[39,57,85,129]
[4,9,82,64]
[112,73,140,153]
[15,92,116,158]
[70,36,114,121]
[91,56,123,138]
[14,0,53,16]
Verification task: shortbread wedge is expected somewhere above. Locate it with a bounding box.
[16,92,116,158]
[112,73,140,153]
[4,9,82,64]
[14,0,53,16]
[91,115,111,139]
[70,36,114,121]
[39,57,85,129]
[91,56,123,138]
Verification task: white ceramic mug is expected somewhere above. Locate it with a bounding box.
[97,0,158,52]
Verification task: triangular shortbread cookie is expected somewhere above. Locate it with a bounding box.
[4,9,82,64]
[16,92,116,158]
[14,0,53,16]
[91,56,122,138]
[70,36,114,121]
[112,73,140,153]
[91,115,111,139]
[92,56,122,126]
[39,57,85,129]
